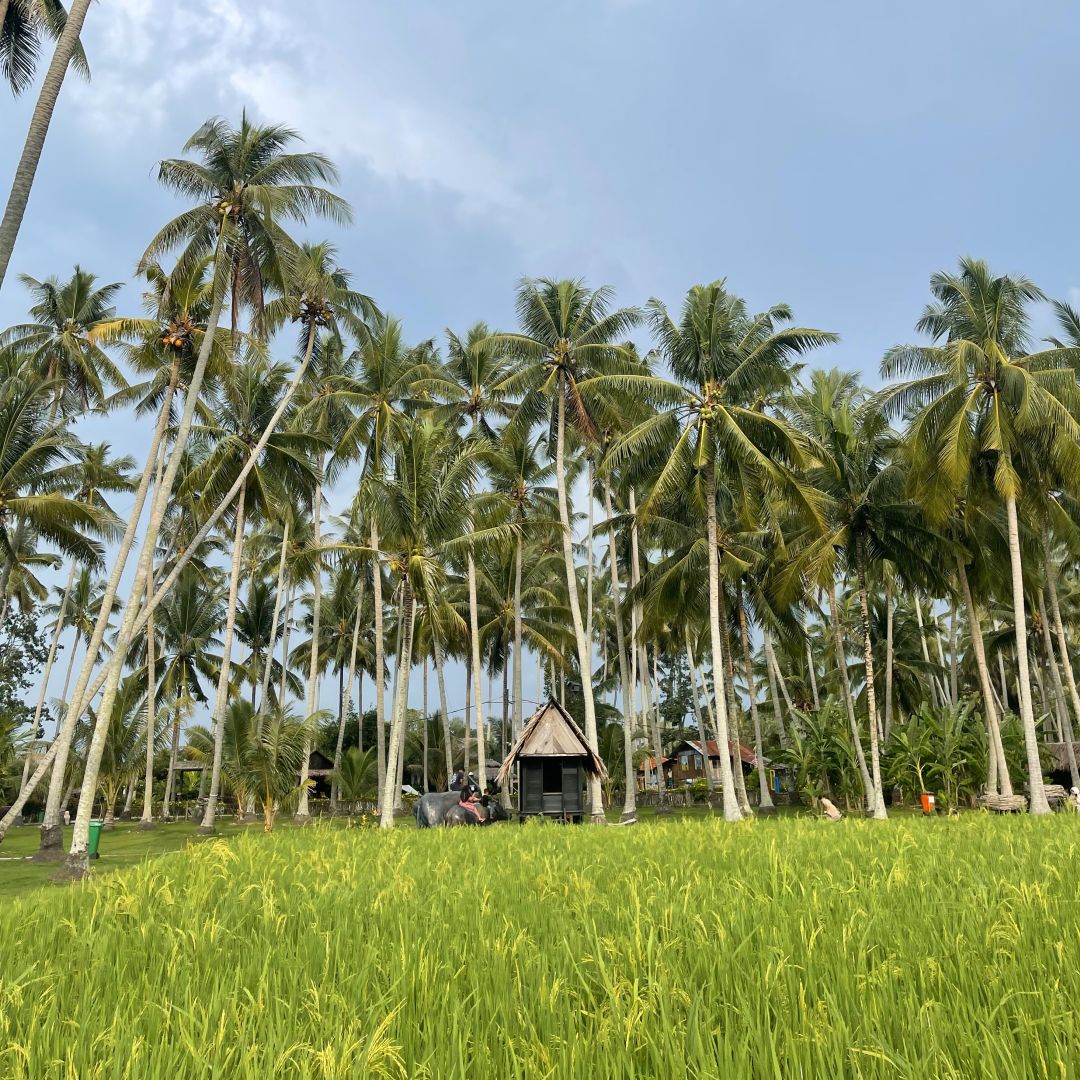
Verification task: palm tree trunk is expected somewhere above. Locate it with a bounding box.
[602,482,637,818]
[380,578,415,828]
[640,643,664,795]
[65,272,228,872]
[162,702,181,819]
[278,584,294,709]
[856,535,887,819]
[433,636,453,784]
[257,518,290,714]
[392,594,406,811]
[8,359,180,851]
[331,665,346,809]
[1041,531,1080,788]
[21,560,76,788]
[719,590,752,815]
[464,659,471,774]
[513,529,524,740]
[423,655,429,794]
[1004,495,1050,814]
[0,0,93,293]
[884,575,895,742]
[1038,589,1080,787]
[198,482,247,833]
[956,558,1011,795]
[737,586,772,809]
[948,605,959,708]
[806,638,820,711]
[585,458,594,654]
[138,567,157,829]
[762,626,793,748]
[935,632,953,708]
[466,547,486,793]
[827,577,873,810]
[704,462,741,821]
[554,384,604,822]
[333,576,365,807]
[370,521,386,808]
[296,467,325,822]
[684,634,716,793]
[914,597,940,709]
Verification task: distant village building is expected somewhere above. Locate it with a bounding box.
[637,739,765,791]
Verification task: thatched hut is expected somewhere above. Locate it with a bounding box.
[496,699,606,822]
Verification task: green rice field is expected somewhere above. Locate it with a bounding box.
[1,815,1078,1078]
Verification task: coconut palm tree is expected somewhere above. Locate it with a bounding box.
[1,0,86,97]
[230,706,312,832]
[881,258,1080,814]
[185,357,322,834]
[488,279,644,821]
[0,0,92,292]
[435,321,516,792]
[608,282,836,820]
[370,415,485,828]
[0,267,126,413]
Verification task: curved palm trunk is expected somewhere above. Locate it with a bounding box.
[956,558,1011,795]
[20,560,76,790]
[5,363,179,851]
[370,522,386,808]
[138,569,157,829]
[257,518,290,714]
[855,536,887,819]
[0,0,93,292]
[763,626,793,749]
[379,578,415,828]
[63,269,227,873]
[641,643,665,796]
[704,463,741,821]
[555,386,604,821]
[198,483,247,833]
[433,636,453,783]
[1004,495,1050,814]
[296,468,325,822]
[1042,536,1080,788]
[603,482,638,818]
[737,587,772,809]
[827,578,873,811]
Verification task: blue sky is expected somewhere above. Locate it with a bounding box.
[3,0,1079,721]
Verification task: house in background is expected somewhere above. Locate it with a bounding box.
[638,739,764,790]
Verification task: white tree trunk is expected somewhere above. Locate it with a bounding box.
[138,567,158,828]
[914,597,940,709]
[856,537,887,818]
[603,482,638,817]
[827,578,874,810]
[467,547,486,793]
[554,386,604,821]
[433,636,453,783]
[1005,495,1050,814]
[380,579,415,828]
[956,558,1011,795]
[806,638,820,711]
[0,0,94,291]
[738,589,772,809]
[199,483,247,832]
[513,529,524,741]
[370,521,386,808]
[1042,532,1080,788]
[884,575,894,742]
[257,518,290,714]
[296,469,324,821]
[684,635,716,792]
[704,463,741,821]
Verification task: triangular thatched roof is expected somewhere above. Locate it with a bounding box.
[496,699,607,786]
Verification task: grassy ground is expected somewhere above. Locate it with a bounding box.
[1,813,1077,1078]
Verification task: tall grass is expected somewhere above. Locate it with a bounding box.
[1,816,1078,1078]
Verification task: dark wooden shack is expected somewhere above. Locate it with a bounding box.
[496,699,606,822]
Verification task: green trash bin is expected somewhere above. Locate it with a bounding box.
[87,820,103,860]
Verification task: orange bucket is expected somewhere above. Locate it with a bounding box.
[920,792,936,814]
